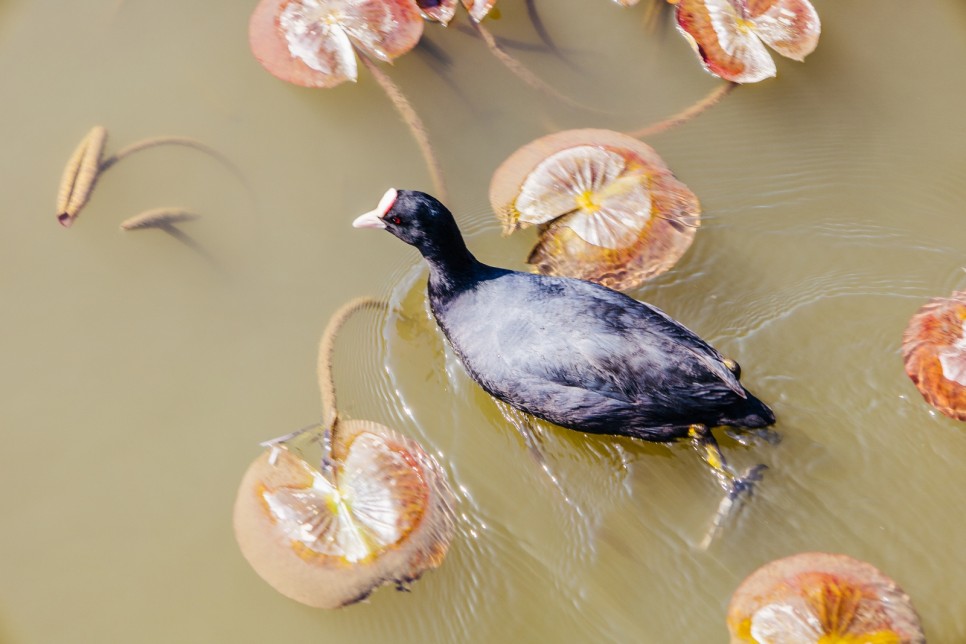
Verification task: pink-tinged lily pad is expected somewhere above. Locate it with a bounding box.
[234,421,455,608]
[249,0,424,88]
[727,553,925,644]
[675,0,820,83]
[902,290,966,421]
[490,129,700,291]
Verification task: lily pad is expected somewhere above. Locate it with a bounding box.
[902,290,966,421]
[490,128,699,291]
[249,0,424,88]
[674,0,821,83]
[727,552,924,644]
[234,420,455,608]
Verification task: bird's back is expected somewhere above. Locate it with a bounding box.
[429,268,774,440]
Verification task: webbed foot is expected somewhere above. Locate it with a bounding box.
[729,463,767,499]
[699,464,767,550]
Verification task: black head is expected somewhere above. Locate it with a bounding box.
[352,189,470,263]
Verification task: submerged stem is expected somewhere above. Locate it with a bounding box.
[157,224,223,271]
[473,21,605,114]
[119,208,223,272]
[100,136,250,191]
[627,81,737,139]
[361,56,447,202]
[524,0,567,64]
[454,23,558,53]
[317,297,388,437]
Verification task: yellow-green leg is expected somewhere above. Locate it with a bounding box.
[688,424,768,548]
[688,424,766,496]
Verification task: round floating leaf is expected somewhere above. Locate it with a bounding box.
[727,553,925,644]
[490,128,699,291]
[748,0,821,61]
[674,0,820,83]
[902,290,966,421]
[249,0,423,88]
[234,420,455,608]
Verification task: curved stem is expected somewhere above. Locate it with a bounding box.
[99,134,260,229]
[473,21,604,114]
[361,56,447,202]
[454,23,555,53]
[100,136,249,190]
[627,81,737,139]
[524,0,566,63]
[317,297,388,436]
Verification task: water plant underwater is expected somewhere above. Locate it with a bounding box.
[247,0,590,204]
[54,125,248,265]
[413,0,594,111]
[727,553,925,643]
[233,297,456,608]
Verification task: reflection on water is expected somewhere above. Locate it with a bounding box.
[2,0,966,642]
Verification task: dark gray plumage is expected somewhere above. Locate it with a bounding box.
[353,189,774,466]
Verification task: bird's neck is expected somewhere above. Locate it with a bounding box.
[420,235,484,295]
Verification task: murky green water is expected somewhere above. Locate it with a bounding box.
[3,1,966,642]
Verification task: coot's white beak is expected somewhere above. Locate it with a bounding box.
[352,188,398,229]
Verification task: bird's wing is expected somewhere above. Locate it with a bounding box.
[434,270,748,425]
[628,300,746,399]
[483,274,745,400]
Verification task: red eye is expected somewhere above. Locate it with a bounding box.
[391,216,402,225]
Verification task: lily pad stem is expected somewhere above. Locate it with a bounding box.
[317,297,388,443]
[100,136,250,194]
[361,56,447,202]
[627,81,737,139]
[472,20,604,114]
[524,0,567,64]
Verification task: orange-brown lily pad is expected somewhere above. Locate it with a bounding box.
[675,0,821,83]
[727,552,924,643]
[249,0,424,88]
[490,128,699,291]
[902,290,966,421]
[234,420,455,609]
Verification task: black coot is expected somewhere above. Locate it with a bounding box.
[354,189,776,497]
